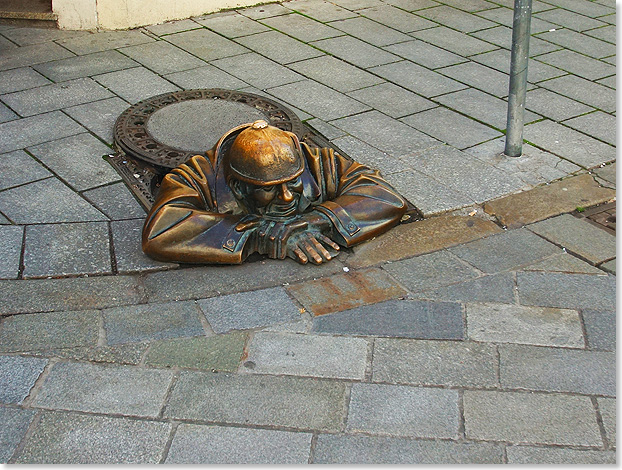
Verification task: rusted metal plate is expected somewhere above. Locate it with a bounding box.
[573,201,616,235]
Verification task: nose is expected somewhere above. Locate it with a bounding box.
[277,183,294,203]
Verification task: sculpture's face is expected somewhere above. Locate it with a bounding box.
[238,175,304,220]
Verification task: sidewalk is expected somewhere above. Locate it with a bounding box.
[0,0,616,463]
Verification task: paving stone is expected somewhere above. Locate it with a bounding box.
[83,182,146,220]
[0,42,75,71]
[525,87,594,122]
[103,300,204,345]
[331,135,410,175]
[564,111,615,146]
[196,12,269,37]
[94,67,180,104]
[0,150,52,191]
[383,39,465,69]
[331,110,438,157]
[506,445,616,464]
[236,30,321,64]
[500,343,615,395]
[584,23,615,43]
[0,407,35,463]
[238,86,314,120]
[0,27,88,46]
[598,397,615,447]
[536,49,614,81]
[165,64,247,90]
[267,79,369,120]
[166,424,312,464]
[535,7,608,30]
[539,74,616,112]
[15,411,170,464]
[373,338,497,387]
[64,97,130,143]
[311,35,400,68]
[165,371,346,431]
[582,309,615,351]
[470,25,559,55]
[293,55,382,93]
[0,225,23,279]
[435,88,539,130]
[592,161,616,187]
[412,26,497,56]
[262,13,342,42]
[484,174,615,228]
[0,275,143,315]
[473,48,565,83]
[349,215,502,267]
[383,250,479,292]
[211,53,304,90]
[312,299,464,339]
[305,118,346,140]
[467,302,583,347]
[347,83,435,120]
[145,332,246,371]
[2,78,113,117]
[41,342,149,365]
[33,362,173,417]
[0,67,51,94]
[464,390,602,445]
[0,102,17,123]
[435,0,496,11]
[144,18,202,36]
[0,111,84,154]
[409,272,516,304]
[0,309,100,352]
[56,30,155,55]
[287,268,406,316]
[23,222,111,278]
[359,4,436,31]
[523,252,603,274]
[240,2,292,18]
[370,60,467,97]
[438,61,512,98]
[477,7,558,33]
[517,271,616,310]
[347,383,459,438]
[329,16,410,46]
[418,5,497,31]
[529,214,615,264]
[313,434,503,464]
[0,355,47,404]
[538,28,615,58]
[119,41,205,75]
[284,0,357,21]
[32,50,138,83]
[600,258,615,274]
[243,331,367,379]
[382,0,438,9]
[402,107,502,148]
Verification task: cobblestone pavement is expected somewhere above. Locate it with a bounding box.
[0,0,616,463]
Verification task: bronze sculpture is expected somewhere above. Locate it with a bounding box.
[142,120,407,265]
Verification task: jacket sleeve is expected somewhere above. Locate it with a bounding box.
[302,143,408,247]
[142,155,252,264]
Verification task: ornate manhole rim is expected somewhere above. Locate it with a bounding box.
[113,88,306,170]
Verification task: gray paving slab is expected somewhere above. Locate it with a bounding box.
[284,0,358,21]
[418,5,497,31]
[467,302,584,347]
[119,41,206,75]
[412,25,497,56]
[473,48,565,83]
[536,49,615,81]
[28,133,118,191]
[0,309,100,352]
[82,182,146,220]
[523,252,603,274]
[0,42,75,71]
[438,61,513,98]
[598,397,616,447]
[103,300,204,345]
[0,355,47,404]
[332,110,438,157]
[305,118,347,140]
[313,434,503,464]
[564,111,616,146]
[600,258,616,274]
[500,343,615,396]
[56,30,155,55]
[0,407,36,464]
[347,383,459,438]
[2,78,113,117]
[263,13,342,42]
[470,25,560,55]
[477,7,558,33]
[346,82,436,119]
[239,86,314,120]
[331,135,410,175]
[0,213,10,224]
[239,2,292,18]
[33,361,173,417]
[517,271,616,311]
[0,224,23,279]
[525,87,594,122]
[293,55,383,92]
[164,28,249,61]
[94,67,180,104]
[0,178,107,224]
[23,222,111,278]
[464,390,602,445]
[0,102,17,123]
[370,60,467,97]
[584,24,615,43]
[236,30,322,64]
[409,272,516,304]
[243,331,368,379]
[64,97,130,143]
[329,16,411,46]
[44,342,149,366]
[165,371,346,431]
[267,79,370,120]
[311,299,465,339]
[143,18,202,36]
[536,5,610,28]
[524,120,615,168]
[211,53,304,90]
[309,35,400,69]
[537,28,615,59]
[15,411,171,464]
[0,111,84,154]
[582,309,615,351]
[402,106,502,148]
[195,11,269,37]
[359,4,436,31]
[506,445,616,464]
[0,67,51,94]
[166,424,312,464]
[373,338,497,387]
[165,64,247,90]
[435,0,497,11]
[383,39,466,69]
[539,74,616,112]
[32,50,138,82]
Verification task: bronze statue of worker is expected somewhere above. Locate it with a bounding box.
[142,120,407,265]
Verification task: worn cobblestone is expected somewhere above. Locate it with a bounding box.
[0,407,36,463]
[0,355,48,404]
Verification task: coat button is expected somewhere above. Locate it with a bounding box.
[226,239,235,247]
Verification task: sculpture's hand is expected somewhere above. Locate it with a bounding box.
[286,231,340,265]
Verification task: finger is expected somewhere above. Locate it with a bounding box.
[266,222,283,259]
[309,235,332,261]
[301,239,323,265]
[235,219,260,232]
[278,220,308,259]
[292,247,308,264]
[318,234,340,251]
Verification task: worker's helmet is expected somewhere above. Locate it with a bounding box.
[225,120,304,186]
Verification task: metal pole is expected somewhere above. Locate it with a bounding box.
[504,0,532,157]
